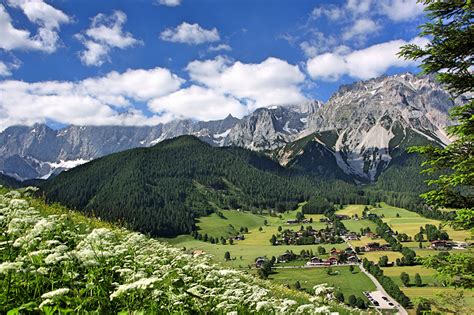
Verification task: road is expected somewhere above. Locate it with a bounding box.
[344,237,408,315]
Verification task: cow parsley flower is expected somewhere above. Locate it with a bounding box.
[41,288,70,299]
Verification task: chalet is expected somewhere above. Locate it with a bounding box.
[335,214,350,220]
[330,247,343,255]
[346,233,359,241]
[286,219,298,225]
[347,255,358,263]
[327,256,339,265]
[255,257,266,268]
[365,232,378,239]
[431,240,452,250]
[277,252,293,263]
[320,217,330,223]
[364,242,382,252]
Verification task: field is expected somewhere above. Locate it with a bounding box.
[196,210,267,238]
[270,266,376,302]
[342,219,378,233]
[381,266,438,286]
[370,203,472,242]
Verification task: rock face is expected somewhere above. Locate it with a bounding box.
[300,73,463,181]
[0,73,463,182]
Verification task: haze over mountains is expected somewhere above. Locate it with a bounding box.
[0,73,464,182]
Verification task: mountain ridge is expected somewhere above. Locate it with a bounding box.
[0,72,464,182]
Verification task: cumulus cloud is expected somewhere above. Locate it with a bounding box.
[186,56,307,110]
[0,1,70,53]
[149,85,246,122]
[157,0,181,7]
[0,67,184,131]
[208,44,232,52]
[342,18,380,41]
[378,0,425,21]
[76,11,142,66]
[160,22,220,45]
[306,37,429,81]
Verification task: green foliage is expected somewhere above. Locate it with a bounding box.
[400,272,410,287]
[399,0,474,211]
[422,252,474,288]
[415,273,423,287]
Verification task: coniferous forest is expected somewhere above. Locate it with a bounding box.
[38,135,443,237]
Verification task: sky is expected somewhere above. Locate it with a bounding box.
[0,0,429,131]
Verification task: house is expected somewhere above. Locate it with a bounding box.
[327,256,339,265]
[346,233,359,241]
[330,247,343,255]
[344,248,355,255]
[347,255,358,263]
[365,232,378,239]
[431,240,452,250]
[335,214,350,220]
[286,219,298,225]
[255,257,266,268]
[452,242,468,250]
[277,252,293,263]
[306,257,331,266]
[365,242,382,252]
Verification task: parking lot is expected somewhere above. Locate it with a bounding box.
[364,290,396,310]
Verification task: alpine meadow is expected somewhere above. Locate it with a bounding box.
[0,0,472,314]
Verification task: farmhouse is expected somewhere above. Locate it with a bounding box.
[364,242,390,252]
[346,232,359,241]
[365,232,378,239]
[430,240,453,250]
[335,214,350,220]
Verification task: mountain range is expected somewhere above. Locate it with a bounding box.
[0,72,465,182]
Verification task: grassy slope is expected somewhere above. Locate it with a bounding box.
[196,210,267,238]
[2,188,358,314]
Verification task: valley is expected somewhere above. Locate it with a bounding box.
[164,202,474,313]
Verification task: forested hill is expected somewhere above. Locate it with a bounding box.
[40,136,365,237]
[0,173,20,188]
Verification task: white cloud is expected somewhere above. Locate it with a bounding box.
[0,1,69,53]
[160,22,220,45]
[76,11,142,66]
[0,61,11,76]
[300,32,338,57]
[346,0,373,16]
[0,67,184,131]
[311,5,343,21]
[149,85,246,122]
[157,0,181,7]
[306,37,429,81]
[187,56,307,110]
[379,0,425,21]
[342,18,380,41]
[208,44,232,52]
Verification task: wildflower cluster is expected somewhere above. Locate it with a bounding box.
[0,189,350,314]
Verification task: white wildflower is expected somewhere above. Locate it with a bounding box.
[0,261,23,274]
[41,288,70,299]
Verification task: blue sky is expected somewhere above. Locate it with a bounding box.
[0,0,428,130]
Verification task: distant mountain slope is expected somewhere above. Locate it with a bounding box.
[41,136,344,237]
[0,115,239,180]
